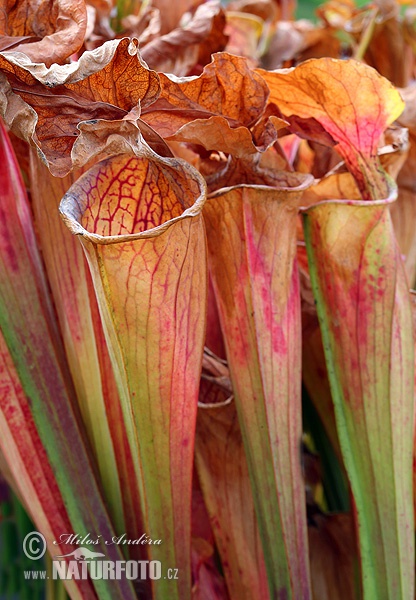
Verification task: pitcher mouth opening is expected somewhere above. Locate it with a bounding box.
[59,153,207,245]
[208,172,314,200]
[299,172,398,212]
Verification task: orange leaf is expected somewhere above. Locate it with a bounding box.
[150,0,205,34]
[141,1,227,76]
[142,52,269,143]
[0,38,160,175]
[0,0,87,66]
[258,59,404,199]
[169,116,261,157]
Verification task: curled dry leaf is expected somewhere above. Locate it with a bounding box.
[143,52,268,128]
[204,155,307,194]
[150,0,204,35]
[141,1,228,76]
[0,38,161,175]
[141,52,269,157]
[84,0,114,46]
[257,58,404,199]
[168,117,262,158]
[0,0,87,66]
[262,20,340,70]
[121,6,161,45]
[250,107,288,150]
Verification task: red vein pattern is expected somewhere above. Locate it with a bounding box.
[204,183,311,599]
[60,152,207,600]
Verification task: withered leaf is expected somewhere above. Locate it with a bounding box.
[121,6,161,46]
[204,155,310,193]
[262,19,341,69]
[141,52,269,155]
[141,1,228,76]
[166,116,261,157]
[0,38,161,175]
[150,0,205,35]
[145,52,268,124]
[0,0,87,66]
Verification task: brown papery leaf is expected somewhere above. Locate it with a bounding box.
[0,0,87,66]
[0,36,40,53]
[263,20,340,69]
[251,106,289,149]
[0,38,160,175]
[161,110,286,159]
[85,0,114,45]
[348,0,411,87]
[142,52,269,138]
[150,0,204,34]
[168,117,261,157]
[204,155,301,194]
[141,1,227,76]
[122,6,161,45]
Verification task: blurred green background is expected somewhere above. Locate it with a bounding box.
[296,0,369,21]
[296,0,326,21]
